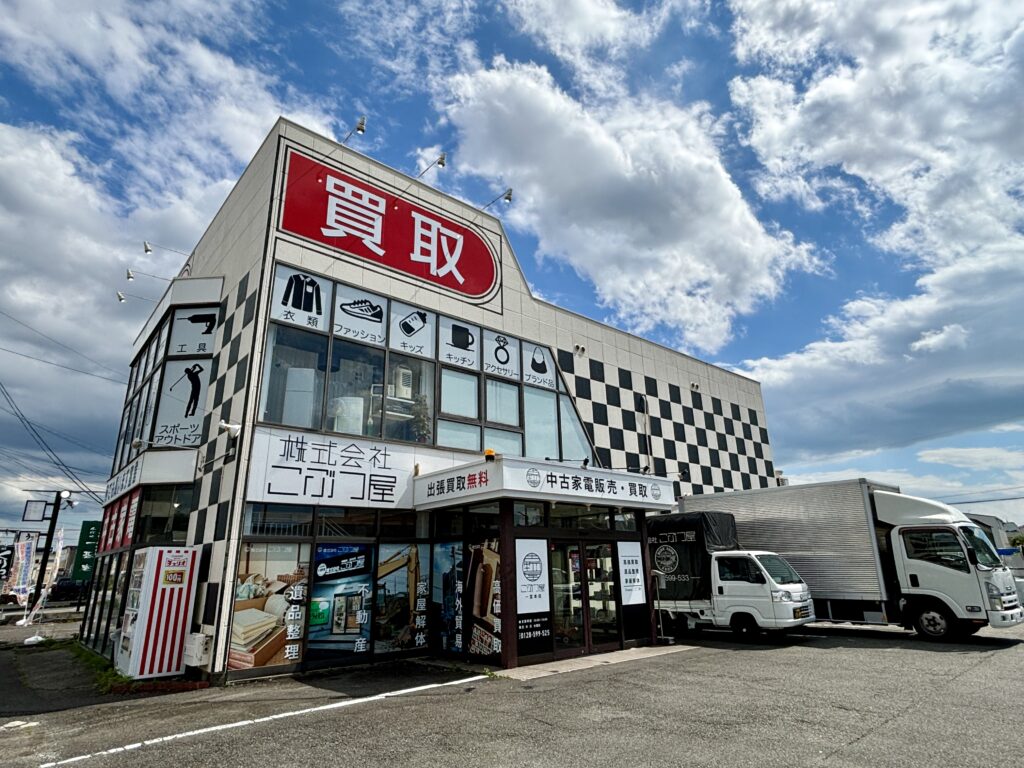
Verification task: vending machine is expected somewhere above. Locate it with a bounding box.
[115,546,199,679]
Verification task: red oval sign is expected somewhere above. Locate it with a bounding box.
[280,151,499,301]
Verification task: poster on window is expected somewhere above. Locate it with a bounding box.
[228,543,310,670]
[521,343,556,389]
[430,541,463,653]
[482,329,520,380]
[438,316,480,370]
[617,541,646,606]
[374,543,429,654]
[168,306,219,356]
[515,539,552,657]
[307,543,374,660]
[152,359,209,446]
[270,264,333,332]
[466,540,501,658]
[334,284,387,346]
[389,300,436,358]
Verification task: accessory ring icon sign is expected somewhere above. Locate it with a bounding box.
[493,334,510,365]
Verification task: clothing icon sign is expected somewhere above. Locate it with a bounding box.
[530,347,548,374]
[282,273,323,315]
[493,335,510,365]
[340,299,383,323]
[399,311,427,337]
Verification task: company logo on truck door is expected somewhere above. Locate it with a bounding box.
[280,150,500,303]
[654,545,679,574]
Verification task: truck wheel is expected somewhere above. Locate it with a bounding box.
[730,614,760,639]
[913,604,955,641]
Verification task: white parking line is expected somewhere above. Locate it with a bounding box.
[39,674,486,767]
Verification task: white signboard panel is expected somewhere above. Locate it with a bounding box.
[334,284,387,346]
[482,329,520,380]
[522,343,556,389]
[617,541,647,606]
[168,306,219,356]
[414,457,675,511]
[438,316,480,370]
[515,539,550,615]
[271,264,333,332]
[247,426,461,508]
[153,359,209,447]
[389,300,436,358]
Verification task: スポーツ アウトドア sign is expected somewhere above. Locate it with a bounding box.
[279,150,499,301]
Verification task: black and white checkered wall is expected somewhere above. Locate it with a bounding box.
[556,349,776,501]
[188,264,264,636]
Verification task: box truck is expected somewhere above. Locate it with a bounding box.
[647,511,816,637]
[680,479,1024,640]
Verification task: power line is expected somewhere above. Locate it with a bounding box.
[951,496,1024,505]
[936,484,1024,502]
[0,309,123,376]
[0,403,113,459]
[0,379,105,505]
[0,346,127,385]
[0,446,107,479]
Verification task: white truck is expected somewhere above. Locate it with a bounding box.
[647,511,816,637]
[680,479,1024,641]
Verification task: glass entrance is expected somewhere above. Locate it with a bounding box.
[550,541,621,655]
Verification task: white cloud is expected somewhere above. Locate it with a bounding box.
[333,0,479,92]
[909,323,969,354]
[918,447,1024,472]
[728,2,1024,463]
[503,0,701,98]
[0,2,339,523]
[445,58,820,353]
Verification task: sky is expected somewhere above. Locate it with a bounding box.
[0,0,1022,543]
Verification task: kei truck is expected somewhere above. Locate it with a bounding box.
[680,478,1024,640]
[647,511,816,637]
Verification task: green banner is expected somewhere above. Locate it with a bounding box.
[70,521,102,581]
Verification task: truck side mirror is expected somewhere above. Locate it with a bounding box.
[966,547,978,566]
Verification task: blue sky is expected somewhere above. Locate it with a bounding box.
[0,0,1022,538]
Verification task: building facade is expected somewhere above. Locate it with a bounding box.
[80,119,777,678]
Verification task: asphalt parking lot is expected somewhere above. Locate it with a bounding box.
[4,621,1022,768]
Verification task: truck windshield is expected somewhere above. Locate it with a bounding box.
[959,526,1002,568]
[755,555,804,584]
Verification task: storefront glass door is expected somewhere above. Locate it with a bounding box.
[584,543,619,650]
[550,541,621,655]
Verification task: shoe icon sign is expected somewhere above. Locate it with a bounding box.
[340,299,383,323]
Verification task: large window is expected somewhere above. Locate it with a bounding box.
[524,387,558,460]
[440,368,479,419]
[484,427,522,456]
[559,395,592,463]
[326,338,385,437]
[252,266,599,462]
[383,353,434,442]
[486,379,519,426]
[438,420,481,451]
[260,324,328,429]
[135,484,194,545]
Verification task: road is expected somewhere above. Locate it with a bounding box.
[5,621,1023,768]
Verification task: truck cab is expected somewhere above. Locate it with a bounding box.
[705,550,814,635]
[875,491,1024,639]
[657,549,815,637]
